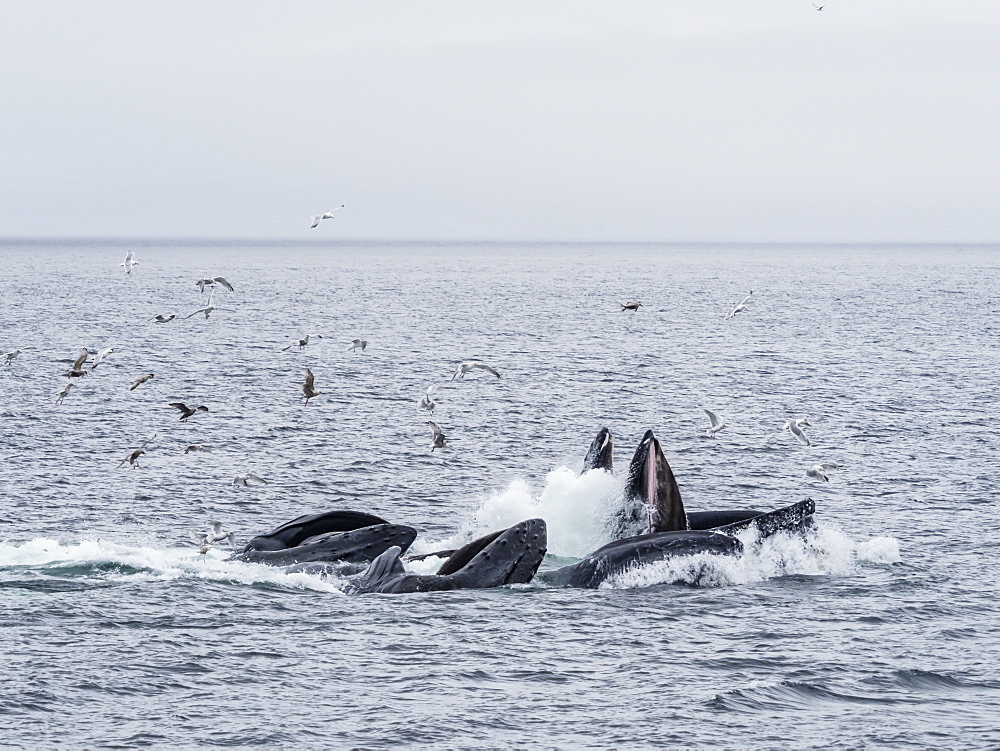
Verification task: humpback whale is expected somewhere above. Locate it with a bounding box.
[545,429,817,588]
[233,511,417,566]
[349,519,547,594]
[582,426,614,472]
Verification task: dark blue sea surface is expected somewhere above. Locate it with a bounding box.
[1,240,998,748]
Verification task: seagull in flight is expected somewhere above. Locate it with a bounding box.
[169,402,209,421]
[452,361,501,380]
[427,421,448,452]
[704,409,727,438]
[148,314,175,323]
[813,3,825,10]
[621,301,643,312]
[130,373,154,391]
[195,277,234,294]
[91,348,117,370]
[726,290,753,320]
[784,418,813,446]
[185,291,217,319]
[3,349,23,365]
[282,334,322,351]
[349,339,367,352]
[302,368,322,405]
[233,472,268,488]
[183,444,212,454]
[806,463,840,481]
[63,348,89,377]
[311,204,345,228]
[54,382,75,405]
[190,521,238,554]
[117,434,156,469]
[121,251,139,275]
[419,385,437,414]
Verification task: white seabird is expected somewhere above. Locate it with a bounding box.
[195,277,234,294]
[148,314,175,323]
[91,348,117,370]
[185,291,217,319]
[784,418,813,446]
[621,301,643,312]
[3,349,23,365]
[726,290,753,320]
[806,463,841,481]
[310,204,345,228]
[704,409,727,438]
[121,251,139,275]
[233,473,268,488]
[190,521,238,554]
[419,385,437,414]
[452,361,501,380]
[349,339,367,352]
[117,433,156,469]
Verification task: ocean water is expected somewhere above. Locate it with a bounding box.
[0,240,997,748]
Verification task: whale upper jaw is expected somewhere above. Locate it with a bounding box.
[350,519,548,595]
[622,430,687,535]
[582,427,614,472]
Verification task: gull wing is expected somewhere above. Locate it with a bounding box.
[704,409,722,428]
[472,362,501,378]
[304,368,315,390]
[189,531,205,545]
[184,308,206,319]
[71,348,89,370]
[168,402,189,413]
[246,473,268,484]
[427,421,444,439]
[213,277,234,292]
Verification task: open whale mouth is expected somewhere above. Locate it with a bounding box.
[626,430,687,534]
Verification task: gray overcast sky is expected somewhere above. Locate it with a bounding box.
[1,1,997,241]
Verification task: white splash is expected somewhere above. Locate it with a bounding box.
[0,537,343,593]
[601,524,901,590]
[458,466,620,558]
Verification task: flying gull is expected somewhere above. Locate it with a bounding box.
[169,402,209,421]
[233,473,268,488]
[3,349,23,365]
[726,290,753,320]
[784,418,813,446]
[185,291,217,319]
[621,301,643,312]
[282,334,322,351]
[117,434,156,469]
[190,521,238,554]
[302,368,322,405]
[311,204,345,229]
[704,409,727,438]
[349,339,367,352]
[148,314,175,323]
[195,277,234,294]
[130,373,155,391]
[54,382,75,405]
[427,421,448,452]
[91,348,116,370]
[452,361,500,380]
[120,251,139,275]
[806,462,841,481]
[419,385,437,414]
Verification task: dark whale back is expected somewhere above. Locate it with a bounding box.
[548,531,743,589]
[243,510,389,552]
[582,427,614,472]
[234,523,417,566]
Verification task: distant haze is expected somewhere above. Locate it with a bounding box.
[1,1,997,241]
